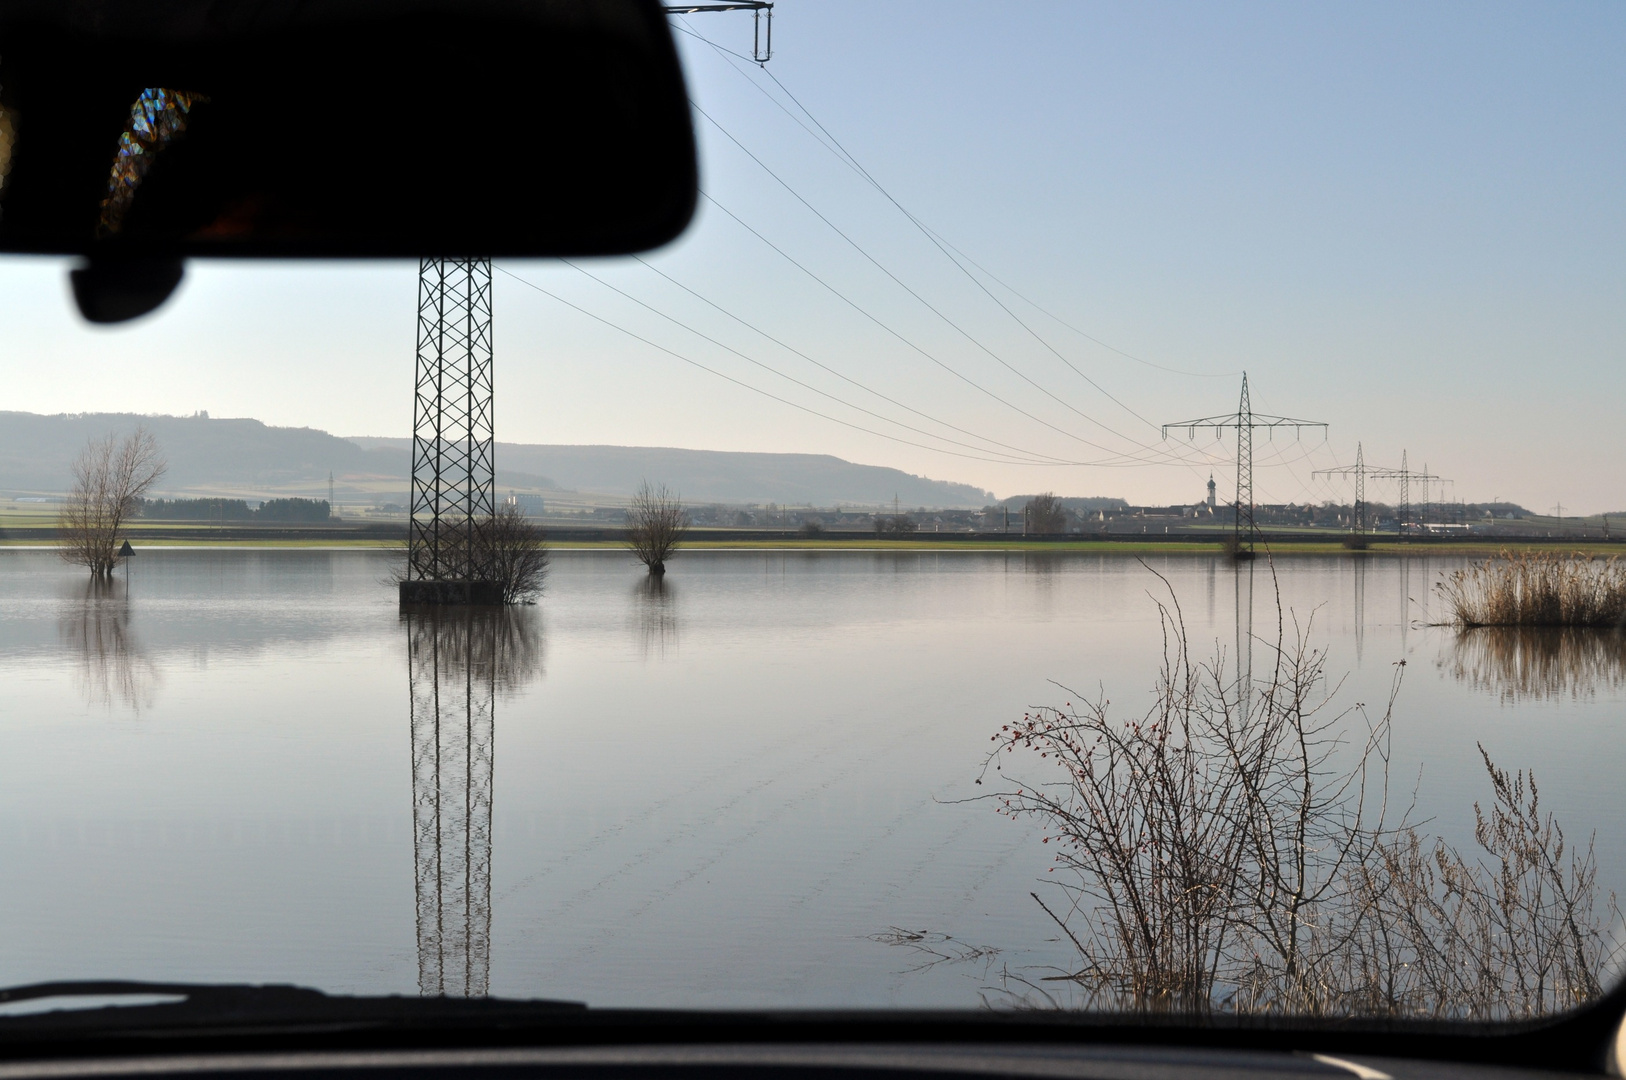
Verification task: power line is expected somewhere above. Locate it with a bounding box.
[676,24,1236,382]
[689,102,1215,470]
[497,265,1155,468]
[627,255,1085,466]
[697,191,1203,468]
[561,258,1063,465]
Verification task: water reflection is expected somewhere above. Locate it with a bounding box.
[1446,626,1626,703]
[404,607,543,997]
[1235,560,1254,720]
[632,575,679,659]
[58,577,158,711]
[1353,557,1366,662]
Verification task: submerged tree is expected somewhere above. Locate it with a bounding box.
[391,503,549,605]
[477,503,550,605]
[625,480,688,575]
[58,428,166,576]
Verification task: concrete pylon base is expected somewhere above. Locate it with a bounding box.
[399,580,504,606]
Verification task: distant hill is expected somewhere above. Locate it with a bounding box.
[348,438,992,508]
[0,412,993,508]
[0,411,394,494]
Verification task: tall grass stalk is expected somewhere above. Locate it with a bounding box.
[982,569,1621,1018]
[1437,550,1626,628]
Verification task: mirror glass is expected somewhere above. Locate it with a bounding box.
[0,0,697,258]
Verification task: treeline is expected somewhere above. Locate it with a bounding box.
[137,497,332,523]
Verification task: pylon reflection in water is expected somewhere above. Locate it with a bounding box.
[406,607,544,997]
[408,611,492,997]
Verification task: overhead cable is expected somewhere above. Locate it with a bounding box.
[676,21,1236,382]
[627,255,1084,466]
[698,191,1207,469]
[688,102,1215,470]
[497,265,1164,468]
[560,258,1064,466]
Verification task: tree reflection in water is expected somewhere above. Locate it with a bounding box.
[632,574,679,660]
[404,606,543,997]
[1447,626,1626,703]
[59,577,158,711]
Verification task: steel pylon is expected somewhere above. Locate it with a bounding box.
[404,259,497,603]
[1162,373,1327,558]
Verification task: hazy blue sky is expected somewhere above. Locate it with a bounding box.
[2,1,1623,511]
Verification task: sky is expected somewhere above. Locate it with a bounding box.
[1,1,1623,512]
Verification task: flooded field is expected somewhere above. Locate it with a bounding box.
[0,547,1622,1008]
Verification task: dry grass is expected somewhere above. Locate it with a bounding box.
[1437,550,1626,627]
[980,569,1621,1019]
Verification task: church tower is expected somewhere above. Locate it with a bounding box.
[1206,474,1217,509]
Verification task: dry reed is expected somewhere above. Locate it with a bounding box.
[981,571,1622,1019]
[1437,550,1626,628]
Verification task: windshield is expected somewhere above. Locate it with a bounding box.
[1,0,1624,1022]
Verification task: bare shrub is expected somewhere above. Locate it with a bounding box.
[1437,550,1626,627]
[58,427,166,576]
[983,568,1621,1018]
[1340,748,1617,1020]
[390,504,549,605]
[478,503,550,604]
[626,480,688,574]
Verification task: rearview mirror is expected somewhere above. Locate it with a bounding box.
[0,0,698,316]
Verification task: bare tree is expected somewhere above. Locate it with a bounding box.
[1025,493,1068,535]
[625,480,688,574]
[389,503,549,606]
[874,514,917,538]
[476,503,550,605]
[58,428,166,576]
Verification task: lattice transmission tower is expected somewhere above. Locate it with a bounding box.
[1314,441,1374,539]
[402,259,498,605]
[1314,446,1447,539]
[408,609,495,997]
[1383,451,1446,537]
[1163,373,1327,558]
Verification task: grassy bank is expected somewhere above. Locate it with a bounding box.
[6,536,1626,556]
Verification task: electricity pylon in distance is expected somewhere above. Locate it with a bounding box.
[1163,373,1327,558]
[1376,452,1446,537]
[1314,442,1377,539]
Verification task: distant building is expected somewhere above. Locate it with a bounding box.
[506,493,546,519]
[1206,475,1217,509]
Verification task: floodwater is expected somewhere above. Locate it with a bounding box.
[0,547,1623,1008]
